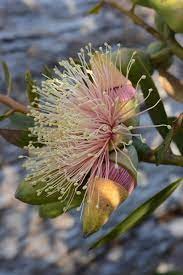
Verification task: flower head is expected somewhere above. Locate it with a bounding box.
[23,43,170,235]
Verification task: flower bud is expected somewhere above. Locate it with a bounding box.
[82,146,138,236]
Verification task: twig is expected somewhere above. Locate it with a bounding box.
[105,0,183,59]
[106,1,164,40]
[0,95,28,114]
[141,152,183,167]
[134,114,183,167]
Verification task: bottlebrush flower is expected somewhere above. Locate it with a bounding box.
[22,43,170,235]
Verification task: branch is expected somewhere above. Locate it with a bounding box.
[105,0,183,59]
[0,95,28,114]
[134,114,183,167]
[107,0,163,40]
[141,152,183,167]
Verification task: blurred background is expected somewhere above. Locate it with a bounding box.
[0,1,183,274]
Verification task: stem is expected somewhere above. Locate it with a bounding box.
[107,0,163,40]
[105,0,183,60]
[141,152,183,167]
[135,114,183,167]
[0,95,28,114]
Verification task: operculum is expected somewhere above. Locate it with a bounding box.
[82,146,138,236]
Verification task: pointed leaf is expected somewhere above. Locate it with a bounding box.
[1,61,13,95]
[90,178,182,249]
[113,48,169,139]
[0,112,37,148]
[25,71,37,104]
[39,194,82,218]
[16,177,85,206]
[0,128,31,148]
[16,178,61,205]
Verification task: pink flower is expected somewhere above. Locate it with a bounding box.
[24,43,170,235]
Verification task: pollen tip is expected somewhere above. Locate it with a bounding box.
[167,125,172,129]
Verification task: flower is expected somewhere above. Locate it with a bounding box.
[23,43,170,235]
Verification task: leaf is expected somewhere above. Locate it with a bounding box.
[90,178,182,249]
[1,61,13,95]
[0,128,31,148]
[9,112,34,129]
[0,112,36,148]
[16,179,61,205]
[39,194,82,218]
[154,14,173,39]
[87,0,104,14]
[16,177,85,206]
[147,41,173,69]
[136,56,169,139]
[25,71,37,104]
[114,48,169,139]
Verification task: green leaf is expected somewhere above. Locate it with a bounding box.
[9,112,34,129]
[25,71,37,104]
[154,14,173,39]
[0,112,36,148]
[114,48,169,139]
[90,178,182,249]
[147,41,173,69]
[16,178,60,205]
[16,176,85,206]
[87,0,104,14]
[39,194,82,218]
[1,61,13,95]
[0,128,31,148]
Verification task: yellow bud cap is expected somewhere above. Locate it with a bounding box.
[82,178,128,236]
